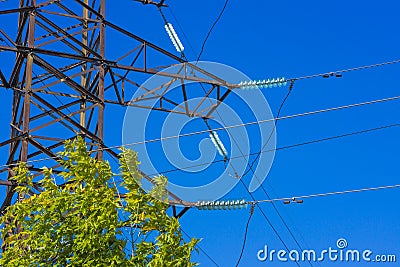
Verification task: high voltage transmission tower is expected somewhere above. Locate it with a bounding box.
[0,0,235,218]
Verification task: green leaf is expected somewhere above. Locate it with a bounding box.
[0,137,199,267]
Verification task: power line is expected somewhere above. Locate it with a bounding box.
[201,108,300,266]
[208,123,303,267]
[236,179,301,267]
[252,179,316,267]
[110,94,400,148]
[231,81,315,267]
[232,58,400,87]
[196,0,229,62]
[1,3,398,266]
[236,58,400,88]
[11,1,400,173]
[167,6,198,59]
[241,81,294,179]
[289,59,400,82]
[141,122,400,177]
[250,183,400,205]
[199,71,304,265]
[159,4,302,261]
[11,91,399,153]
[173,183,400,208]
[102,121,400,186]
[2,84,395,169]
[158,6,185,57]
[197,75,302,265]
[201,104,300,266]
[1,119,399,177]
[260,184,321,267]
[180,227,221,267]
[207,82,301,262]
[236,59,400,89]
[2,76,398,266]
[235,204,255,267]
[231,65,391,266]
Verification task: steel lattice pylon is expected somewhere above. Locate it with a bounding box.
[0,0,234,217]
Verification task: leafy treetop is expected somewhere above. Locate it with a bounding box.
[0,137,199,267]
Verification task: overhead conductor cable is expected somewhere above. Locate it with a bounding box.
[164,22,184,53]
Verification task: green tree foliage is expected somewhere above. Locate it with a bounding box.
[0,138,199,266]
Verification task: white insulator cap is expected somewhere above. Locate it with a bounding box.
[209,131,228,158]
[165,23,184,52]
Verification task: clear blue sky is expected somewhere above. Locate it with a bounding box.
[1,1,400,266]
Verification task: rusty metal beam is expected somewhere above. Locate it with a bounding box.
[31,61,85,86]
[35,20,86,54]
[175,207,191,218]
[0,135,25,148]
[0,7,33,15]
[0,1,233,222]
[1,44,232,87]
[0,69,9,88]
[36,12,102,59]
[30,99,82,122]
[33,54,102,103]
[133,0,168,7]
[205,87,233,118]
